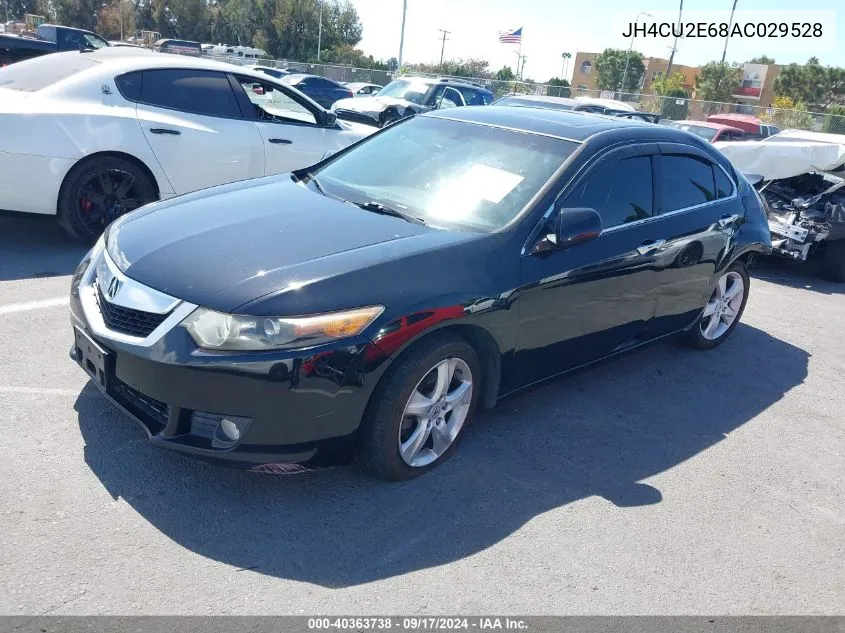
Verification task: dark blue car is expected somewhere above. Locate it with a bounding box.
[279,73,353,109]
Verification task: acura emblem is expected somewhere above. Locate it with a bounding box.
[106,276,121,300]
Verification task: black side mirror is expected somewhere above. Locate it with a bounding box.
[323,111,337,127]
[534,207,602,254]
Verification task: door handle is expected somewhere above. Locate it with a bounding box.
[149,128,180,135]
[718,213,740,228]
[636,239,666,256]
[268,138,293,144]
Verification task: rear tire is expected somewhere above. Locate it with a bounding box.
[822,240,845,283]
[356,334,481,481]
[685,260,750,350]
[58,156,157,244]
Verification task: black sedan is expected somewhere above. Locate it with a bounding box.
[279,73,353,109]
[69,106,772,480]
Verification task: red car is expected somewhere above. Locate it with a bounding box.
[667,120,747,143]
[705,113,780,138]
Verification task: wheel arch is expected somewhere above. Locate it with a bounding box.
[56,151,163,214]
[369,322,503,413]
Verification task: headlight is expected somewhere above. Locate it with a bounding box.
[71,234,106,295]
[182,305,384,351]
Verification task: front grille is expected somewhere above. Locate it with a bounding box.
[112,378,169,431]
[96,285,168,338]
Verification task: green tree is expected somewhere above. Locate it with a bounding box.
[593,48,645,93]
[695,61,740,103]
[652,72,688,119]
[748,56,775,64]
[5,0,53,21]
[774,59,845,110]
[320,43,387,69]
[406,58,490,79]
[821,105,845,134]
[546,77,570,97]
[760,96,814,130]
[494,66,515,81]
[273,0,362,62]
[53,0,101,31]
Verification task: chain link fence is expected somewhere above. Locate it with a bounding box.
[194,52,845,135]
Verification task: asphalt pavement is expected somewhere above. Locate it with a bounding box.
[0,212,842,615]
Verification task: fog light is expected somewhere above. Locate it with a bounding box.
[220,417,240,441]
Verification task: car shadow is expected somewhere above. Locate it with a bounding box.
[76,324,808,588]
[0,213,87,281]
[750,256,845,295]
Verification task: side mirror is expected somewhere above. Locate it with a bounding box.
[323,111,337,127]
[252,84,265,95]
[533,207,602,254]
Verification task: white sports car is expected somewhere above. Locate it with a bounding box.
[0,48,375,241]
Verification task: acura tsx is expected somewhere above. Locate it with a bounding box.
[69,106,772,480]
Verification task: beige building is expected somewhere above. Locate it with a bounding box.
[571,51,700,95]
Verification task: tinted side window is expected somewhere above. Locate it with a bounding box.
[714,165,735,199]
[115,71,142,102]
[566,155,654,228]
[140,69,241,118]
[663,155,717,211]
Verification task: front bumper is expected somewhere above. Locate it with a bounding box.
[68,251,392,471]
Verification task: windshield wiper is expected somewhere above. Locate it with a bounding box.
[352,201,426,225]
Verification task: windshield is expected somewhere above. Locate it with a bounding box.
[0,54,98,91]
[83,32,110,48]
[670,123,718,141]
[375,79,431,105]
[311,115,579,232]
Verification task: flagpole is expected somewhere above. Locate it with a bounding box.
[517,27,523,80]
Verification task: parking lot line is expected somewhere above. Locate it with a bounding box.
[0,296,69,315]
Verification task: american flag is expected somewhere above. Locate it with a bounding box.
[498,27,523,44]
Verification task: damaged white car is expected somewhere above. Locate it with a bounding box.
[715,130,845,281]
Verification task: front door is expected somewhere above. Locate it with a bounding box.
[515,144,664,386]
[232,75,330,174]
[135,68,264,195]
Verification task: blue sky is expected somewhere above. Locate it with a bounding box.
[349,0,843,81]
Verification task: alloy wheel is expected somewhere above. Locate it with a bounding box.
[398,357,473,467]
[77,168,148,233]
[700,271,745,341]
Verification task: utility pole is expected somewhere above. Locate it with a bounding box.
[665,0,683,77]
[721,0,738,63]
[437,29,451,69]
[4,0,8,23]
[119,0,124,41]
[397,0,407,73]
[317,0,323,62]
[621,11,651,99]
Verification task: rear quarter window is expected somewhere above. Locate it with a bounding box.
[115,71,142,102]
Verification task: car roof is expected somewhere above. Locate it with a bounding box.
[425,105,693,142]
[496,95,579,106]
[396,75,492,92]
[671,120,743,132]
[707,112,761,124]
[45,48,282,79]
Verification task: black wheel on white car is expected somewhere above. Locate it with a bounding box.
[822,240,845,283]
[357,333,481,481]
[58,156,157,244]
[685,260,750,350]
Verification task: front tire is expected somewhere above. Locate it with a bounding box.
[685,260,750,350]
[357,334,481,481]
[58,156,157,244]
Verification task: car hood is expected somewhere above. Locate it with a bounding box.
[332,95,421,114]
[106,176,479,315]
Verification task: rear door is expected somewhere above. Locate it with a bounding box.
[134,68,264,194]
[231,74,330,174]
[646,144,744,337]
